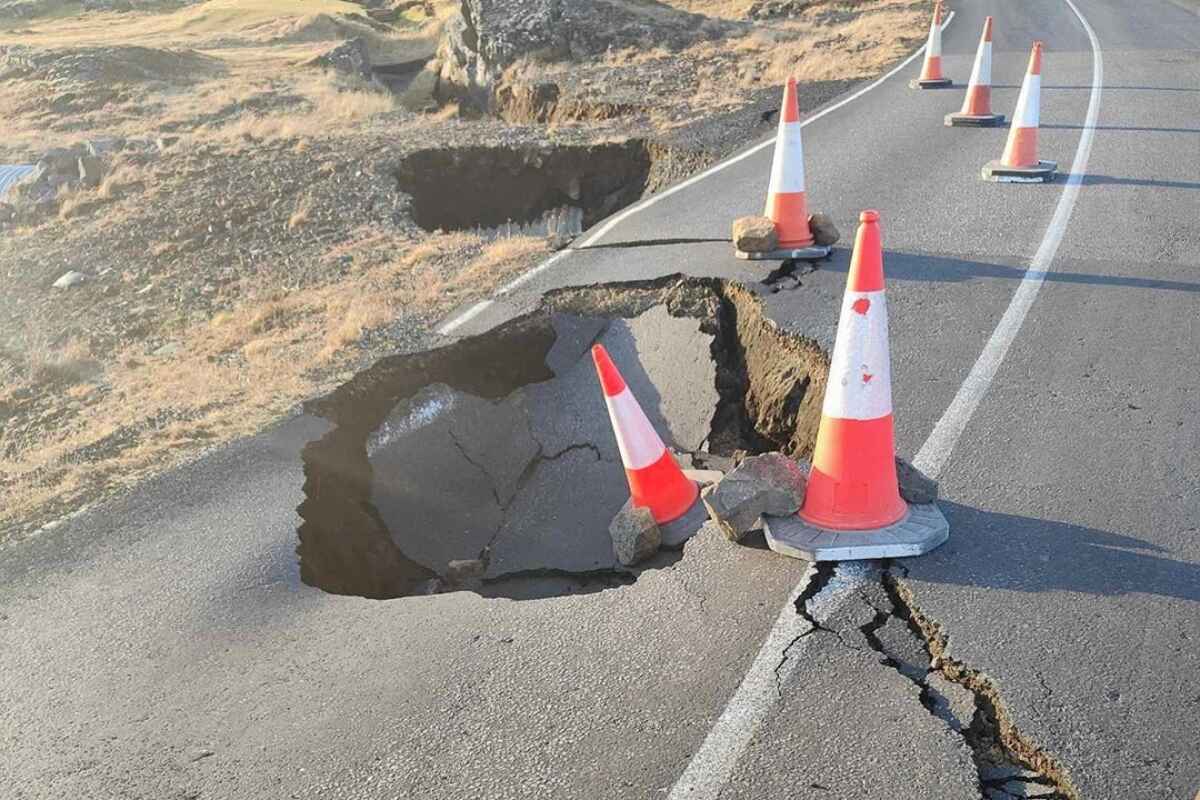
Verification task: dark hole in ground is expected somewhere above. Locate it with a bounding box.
[391,141,653,233]
[297,276,829,600]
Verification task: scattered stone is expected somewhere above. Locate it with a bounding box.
[896,456,938,504]
[808,212,840,246]
[609,498,661,566]
[304,37,373,81]
[152,341,182,357]
[52,271,87,289]
[926,672,976,733]
[445,558,486,584]
[732,215,778,253]
[77,154,104,188]
[156,135,180,152]
[701,452,806,542]
[187,747,215,762]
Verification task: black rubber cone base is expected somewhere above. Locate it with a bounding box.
[909,77,953,89]
[945,112,1005,127]
[982,159,1057,183]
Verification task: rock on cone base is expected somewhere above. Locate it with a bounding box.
[982,159,1057,183]
[945,111,1005,127]
[763,502,949,562]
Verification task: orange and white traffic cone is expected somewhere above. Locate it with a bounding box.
[761,211,948,562]
[910,2,952,89]
[983,42,1057,181]
[736,78,832,262]
[945,17,1004,126]
[592,344,699,524]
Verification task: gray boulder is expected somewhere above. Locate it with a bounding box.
[732,215,778,253]
[304,37,373,81]
[701,452,807,542]
[895,457,938,504]
[609,499,661,566]
[77,154,104,188]
[808,212,840,246]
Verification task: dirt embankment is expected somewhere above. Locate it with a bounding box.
[0,0,932,542]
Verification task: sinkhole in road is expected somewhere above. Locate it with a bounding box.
[297,276,829,601]
[391,141,654,236]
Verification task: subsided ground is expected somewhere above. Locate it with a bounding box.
[0,0,933,542]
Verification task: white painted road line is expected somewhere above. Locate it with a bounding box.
[913,0,1103,480]
[666,4,1103,799]
[436,13,956,337]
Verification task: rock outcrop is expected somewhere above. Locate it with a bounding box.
[436,0,718,108]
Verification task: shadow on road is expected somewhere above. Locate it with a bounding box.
[919,501,1200,603]
[819,251,1200,295]
[1065,172,1200,190]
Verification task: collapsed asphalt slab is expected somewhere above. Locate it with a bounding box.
[297,277,829,600]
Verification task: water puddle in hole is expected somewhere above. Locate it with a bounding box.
[296,278,829,601]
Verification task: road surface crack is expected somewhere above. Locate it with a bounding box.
[880,567,1080,800]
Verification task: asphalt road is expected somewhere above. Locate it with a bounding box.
[2,0,1198,798]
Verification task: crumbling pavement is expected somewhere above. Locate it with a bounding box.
[736,560,1080,800]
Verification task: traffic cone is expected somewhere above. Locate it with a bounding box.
[764,77,814,249]
[945,17,1004,126]
[982,42,1056,181]
[592,344,699,524]
[910,2,952,89]
[797,210,907,531]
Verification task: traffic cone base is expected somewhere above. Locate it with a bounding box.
[945,111,1005,127]
[909,77,953,89]
[763,500,949,562]
[982,159,1058,183]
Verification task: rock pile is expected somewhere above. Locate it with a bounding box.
[701,452,808,541]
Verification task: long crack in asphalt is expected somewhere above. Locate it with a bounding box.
[789,561,1079,800]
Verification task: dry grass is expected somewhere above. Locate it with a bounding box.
[198,74,397,144]
[666,0,932,120]
[0,229,551,536]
